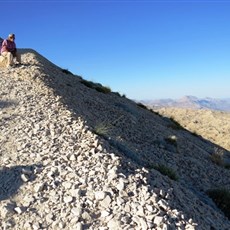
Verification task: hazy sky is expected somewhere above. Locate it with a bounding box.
[1,0,230,100]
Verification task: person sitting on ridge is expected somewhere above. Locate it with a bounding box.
[1,33,21,68]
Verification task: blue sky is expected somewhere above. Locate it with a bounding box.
[1,0,230,100]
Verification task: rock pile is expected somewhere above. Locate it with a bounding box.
[0,49,230,229]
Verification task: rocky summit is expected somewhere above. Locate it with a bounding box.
[0,49,230,230]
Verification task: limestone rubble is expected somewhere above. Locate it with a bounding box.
[0,49,230,230]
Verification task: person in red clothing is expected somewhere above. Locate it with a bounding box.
[1,33,21,67]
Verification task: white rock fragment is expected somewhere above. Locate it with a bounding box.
[136,206,145,217]
[107,218,121,229]
[95,191,106,201]
[32,223,40,230]
[146,204,154,212]
[69,154,77,161]
[63,196,73,203]
[62,181,73,189]
[21,173,29,182]
[14,207,23,214]
[139,217,148,230]
[100,195,112,209]
[124,203,131,213]
[116,197,125,205]
[71,206,82,217]
[116,180,125,191]
[34,182,45,192]
[22,168,33,175]
[22,196,34,207]
[158,199,169,211]
[70,188,82,197]
[107,168,117,181]
[185,224,196,230]
[74,222,83,230]
[58,221,66,228]
[101,210,110,218]
[159,189,165,198]
[154,216,164,226]
[81,211,91,221]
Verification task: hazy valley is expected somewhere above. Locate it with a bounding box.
[141,96,230,112]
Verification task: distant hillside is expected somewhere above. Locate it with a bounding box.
[141,96,230,111]
[154,107,230,151]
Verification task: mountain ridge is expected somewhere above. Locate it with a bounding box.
[141,96,230,111]
[0,49,230,229]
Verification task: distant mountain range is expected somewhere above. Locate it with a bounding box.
[140,96,230,111]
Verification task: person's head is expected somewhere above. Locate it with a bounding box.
[8,33,15,41]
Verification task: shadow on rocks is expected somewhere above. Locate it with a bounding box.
[28,51,230,228]
[0,100,17,109]
[0,164,42,201]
